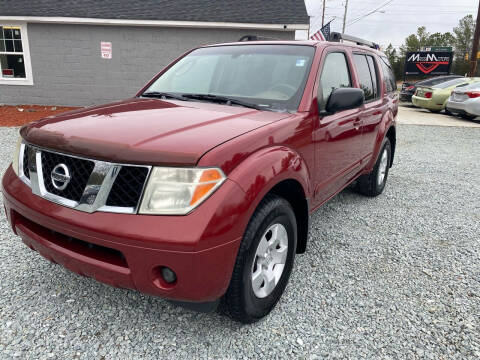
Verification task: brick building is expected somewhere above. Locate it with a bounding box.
[0,0,309,106]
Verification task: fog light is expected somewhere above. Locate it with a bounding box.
[161,267,177,284]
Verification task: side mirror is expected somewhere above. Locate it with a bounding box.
[320,87,365,116]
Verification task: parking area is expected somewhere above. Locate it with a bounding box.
[398,103,480,128]
[1,109,479,358]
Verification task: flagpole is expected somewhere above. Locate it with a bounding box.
[322,0,326,27]
[342,0,349,33]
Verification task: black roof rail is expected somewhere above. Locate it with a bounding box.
[238,35,279,42]
[330,32,380,50]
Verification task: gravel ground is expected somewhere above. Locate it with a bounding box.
[1,124,479,359]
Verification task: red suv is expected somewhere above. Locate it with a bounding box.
[2,37,397,323]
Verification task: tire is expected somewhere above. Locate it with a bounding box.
[444,108,452,116]
[355,138,391,197]
[225,194,297,323]
[461,113,477,120]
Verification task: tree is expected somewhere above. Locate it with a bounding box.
[384,44,397,66]
[452,15,476,75]
[384,44,404,79]
[399,27,455,55]
[428,32,456,47]
[395,20,470,80]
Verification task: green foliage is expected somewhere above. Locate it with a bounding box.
[387,15,478,80]
[452,15,475,75]
[429,32,456,47]
[384,44,404,79]
[398,26,455,56]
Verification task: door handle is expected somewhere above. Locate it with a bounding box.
[353,117,361,130]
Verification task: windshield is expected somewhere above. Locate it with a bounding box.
[142,45,315,112]
[433,78,468,89]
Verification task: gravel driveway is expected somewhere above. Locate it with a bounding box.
[1,124,479,359]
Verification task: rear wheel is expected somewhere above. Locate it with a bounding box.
[225,194,297,323]
[355,138,391,197]
[461,113,477,120]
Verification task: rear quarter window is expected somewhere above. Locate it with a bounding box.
[379,56,397,93]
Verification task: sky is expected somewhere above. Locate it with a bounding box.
[304,0,478,49]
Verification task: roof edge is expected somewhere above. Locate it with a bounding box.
[0,16,309,30]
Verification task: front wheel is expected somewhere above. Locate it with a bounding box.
[355,138,392,197]
[225,194,297,323]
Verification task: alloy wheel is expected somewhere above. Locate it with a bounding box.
[251,223,289,298]
[377,148,389,186]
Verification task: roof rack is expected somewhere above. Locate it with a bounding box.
[330,32,380,50]
[238,35,279,42]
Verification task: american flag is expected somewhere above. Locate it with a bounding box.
[310,21,331,41]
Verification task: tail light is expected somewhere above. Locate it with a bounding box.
[425,92,432,99]
[466,91,480,98]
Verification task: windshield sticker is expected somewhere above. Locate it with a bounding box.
[296,59,306,67]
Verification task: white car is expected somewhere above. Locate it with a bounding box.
[446,81,480,120]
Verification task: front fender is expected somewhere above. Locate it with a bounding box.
[228,146,311,217]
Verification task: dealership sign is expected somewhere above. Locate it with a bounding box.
[404,51,453,75]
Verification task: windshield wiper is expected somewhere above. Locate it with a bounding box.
[140,91,189,101]
[181,94,268,111]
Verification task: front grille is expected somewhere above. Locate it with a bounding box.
[22,145,30,179]
[41,151,95,202]
[19,144,150,213]
[106,166,149,208]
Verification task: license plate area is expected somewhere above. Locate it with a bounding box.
[453,93,467,102]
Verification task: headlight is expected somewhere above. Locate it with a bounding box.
[139,167,226,215]
[12,136,22,176]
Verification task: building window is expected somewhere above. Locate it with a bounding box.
[0,23,33,85]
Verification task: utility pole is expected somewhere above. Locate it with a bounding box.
[342,0,349,34]
[469,0,480,76]
[322,0,326,27]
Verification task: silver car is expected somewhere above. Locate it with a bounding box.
[446,81,480,120]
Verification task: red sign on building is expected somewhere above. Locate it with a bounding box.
[101,42,112,59]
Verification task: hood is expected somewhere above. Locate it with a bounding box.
[21,98,290,166]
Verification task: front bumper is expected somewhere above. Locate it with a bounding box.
[446,99,480,117]
[2,166,248,302]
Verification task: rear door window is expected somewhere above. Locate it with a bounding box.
[318,52,351,110]
[366,55,380,99]
[353,54,375,101]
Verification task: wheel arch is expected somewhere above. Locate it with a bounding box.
[385,125,396,167]
[267,179,309,254]
[227,146,312,254]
